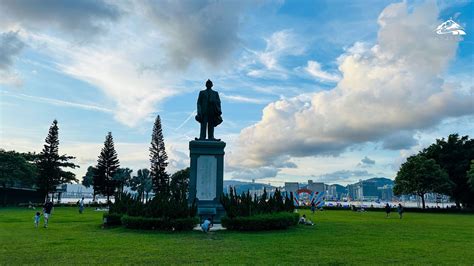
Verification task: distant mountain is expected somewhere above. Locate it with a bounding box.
[362,177,394,187]
[223,180,275,194]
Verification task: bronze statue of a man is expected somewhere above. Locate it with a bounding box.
[195,79,223,140]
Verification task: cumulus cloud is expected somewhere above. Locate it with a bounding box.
[228,2,474,178]
[142,0,246,68]
[0,0,121,37]
[305,60,340,82]
[0,31,25,86]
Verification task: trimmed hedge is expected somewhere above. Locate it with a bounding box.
[103,213,122,226]
[222,212,299,231]
[121,215,198,231]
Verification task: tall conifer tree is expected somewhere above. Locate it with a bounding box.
[150,115,169,199]
[36,120,78,199]
[94,132,120,203]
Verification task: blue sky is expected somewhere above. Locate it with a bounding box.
[1,0,473,186]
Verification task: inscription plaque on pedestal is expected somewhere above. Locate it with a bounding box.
[196,155,217,201]
[189,140,226,222]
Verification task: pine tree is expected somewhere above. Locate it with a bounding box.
[36,120,78,199]
[149,115,169,200]
[82,166,96,200]
[94,132,120,203]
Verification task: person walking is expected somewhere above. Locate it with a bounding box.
[79,197,85,214]
[34,212,41,228]
[385,203,391,218]
[311,202,316,214]
[43,199,54,228]
[397,203,404,219]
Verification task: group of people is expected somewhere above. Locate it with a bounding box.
[33,197,85,228]
[33,199,54,228]
[385,203,404,219]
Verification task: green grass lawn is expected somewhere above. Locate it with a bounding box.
[1,207,473,264]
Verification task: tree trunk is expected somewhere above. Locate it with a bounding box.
[420,193,426,209]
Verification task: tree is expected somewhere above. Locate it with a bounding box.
[170,167,190,202]
[423,134,474,208]
[394,154,452,209]
[113,167,132,195]
[149,115,169,200]
[0,150,37,189]
[36,120,78,199]
[130,169,152,202]
[94,132,120,203]
[467,160,474,192]
[82,166,95,188]
[81,166,96,200]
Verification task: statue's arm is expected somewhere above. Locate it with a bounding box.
[197,92,202,116]
[216,92,222,115]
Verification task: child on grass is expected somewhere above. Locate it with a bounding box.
[34,212,41,228]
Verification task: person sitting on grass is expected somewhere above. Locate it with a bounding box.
[34,212,41,228]
[299,214,314,226]
[201,217,213,233]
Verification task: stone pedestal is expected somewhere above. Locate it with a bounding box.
[189,140,226,222]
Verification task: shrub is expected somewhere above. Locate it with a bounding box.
[220,187,295,218]
[121,215,198,231]
[222,212,299,231]
[121,215,165,230]
[172,217,199,231]
[103,213,122,226]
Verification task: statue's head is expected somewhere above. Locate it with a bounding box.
[206,79,213,89]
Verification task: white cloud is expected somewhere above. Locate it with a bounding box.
[22,25,180,127]
[220,93,268,104]
[2,91,113,113]
[228,1,474,178]
[305,60,340,82]
[247,29,306,79]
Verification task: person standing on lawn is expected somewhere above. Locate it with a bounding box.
[397,203,404,219]
[79,197,85,214]
[43,199,54,228]
[34,212,41,228]
[385,203,391,218]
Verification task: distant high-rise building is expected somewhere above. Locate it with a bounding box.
[284,182,299,197]
[378,185,393,201]
[326,184,339,200]
[307,180,325,193]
